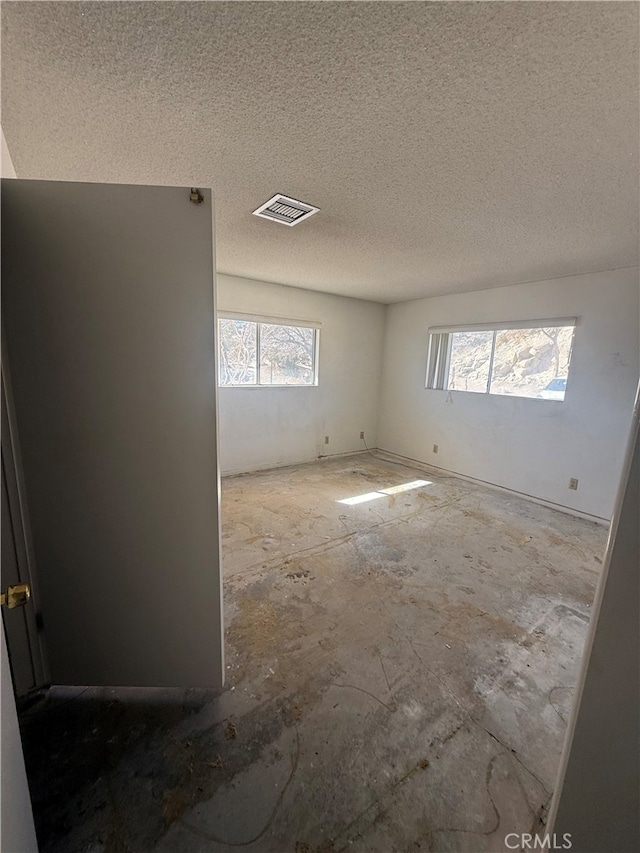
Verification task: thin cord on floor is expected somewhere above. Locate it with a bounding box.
[361,432,377,458]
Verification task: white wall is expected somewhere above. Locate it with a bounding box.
[1,127,17,178]
[1,628,38,853]
[378,268,639,520]
[550,385,639,851]
[217,274,385,474]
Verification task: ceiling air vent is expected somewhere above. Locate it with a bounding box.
[252,193,320,227]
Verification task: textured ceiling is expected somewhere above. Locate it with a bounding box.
[1,1,638,303]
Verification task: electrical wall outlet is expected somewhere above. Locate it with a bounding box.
[325,435,329,445]
[360,431,365,440]
[433,444,439,454]
[569,478,579,491]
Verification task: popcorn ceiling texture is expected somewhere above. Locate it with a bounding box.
[1,1,638,303]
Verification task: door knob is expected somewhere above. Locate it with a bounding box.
[0,583,31,609]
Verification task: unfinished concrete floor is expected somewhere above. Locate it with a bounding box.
[18,454,607,853]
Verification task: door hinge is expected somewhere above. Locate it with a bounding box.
[0,583,31,609]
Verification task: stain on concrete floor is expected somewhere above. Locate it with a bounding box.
[18,454,606,852]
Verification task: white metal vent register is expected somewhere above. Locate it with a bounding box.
[252,193,320,226]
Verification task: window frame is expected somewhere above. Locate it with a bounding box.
[217,312,320,388]
[425,317,577,400]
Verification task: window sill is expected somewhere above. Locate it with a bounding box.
[219,384,319,389]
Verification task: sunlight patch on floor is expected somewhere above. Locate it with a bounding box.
[337,479,432,505]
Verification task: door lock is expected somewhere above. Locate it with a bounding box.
[0,583,31,609]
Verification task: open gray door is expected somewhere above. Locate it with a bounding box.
[1,179,224,689]
[2,358,48,696]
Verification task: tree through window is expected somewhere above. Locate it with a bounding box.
[219,317,318,386]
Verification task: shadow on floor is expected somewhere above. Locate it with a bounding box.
[18,687,217,851]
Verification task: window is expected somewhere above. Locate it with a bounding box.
[426,319,576,400]
[449,330,493,393]
[218,315,319,386]
[218,318,257,385]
